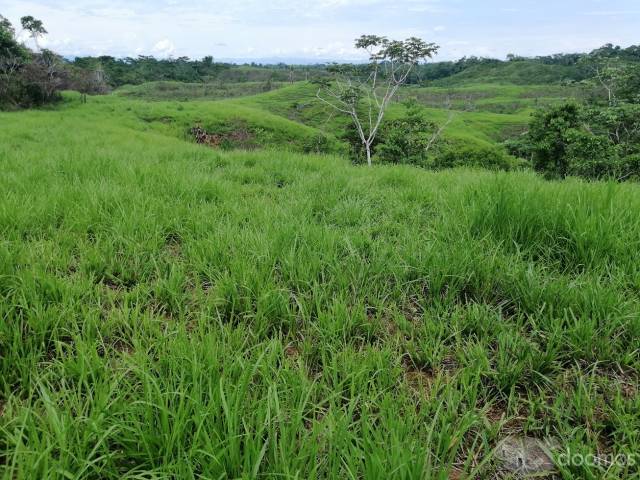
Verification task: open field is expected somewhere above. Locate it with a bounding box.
[115,81,289,102]
[1,93,639,478]
[114,80,575,148]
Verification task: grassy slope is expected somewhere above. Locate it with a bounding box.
[115,80,289,101]
[55,92,346,154]
[430,60,586,86]
[230,82,534,148]
[111,80,585,151]
[1,98,639,478]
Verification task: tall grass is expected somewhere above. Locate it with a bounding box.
[0,99,639,478]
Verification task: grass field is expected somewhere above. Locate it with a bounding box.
[117,80,572,149]
[1,90,639,479]
[115,81,288,102]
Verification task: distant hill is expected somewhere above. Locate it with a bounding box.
[72,44,640,88]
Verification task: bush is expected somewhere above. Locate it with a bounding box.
[528,102,583,177]
[302,134,332,154]
[375,102,441,167]
[563,129,618,179]
[617,154,640,181]
[432,144,519,171]
[342,99,518,172]
[521,101,640,180]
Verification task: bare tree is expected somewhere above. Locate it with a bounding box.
[0,54,23,100]
[425,97,454,156]
[39,49,63,100]
[20,16,47,51]
[316,35,439,166]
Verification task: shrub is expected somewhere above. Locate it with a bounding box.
[302,133,332,154]
[617,153,640,181]
[528,102,583,177]
[375,102,441,167]
[521,101,640,180]
[563,129,618,179]
[432,144,518,171]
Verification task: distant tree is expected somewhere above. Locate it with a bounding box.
[519,101,640,180]
[20,15,47,51]
[21,48,64,103]
[316,35,439,166]
[1,15,28,105]
[262,74,273,92]
[1,15,20,55]
[582,46,640,106]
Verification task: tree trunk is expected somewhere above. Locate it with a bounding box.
[365,143,372,167]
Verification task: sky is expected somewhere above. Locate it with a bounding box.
[1,0,638,62]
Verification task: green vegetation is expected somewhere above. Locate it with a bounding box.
[65,45,640,90]
[1,88,640,478]
[72,56,324,88]
[0,15,107,109]
[2,13,640,478]
[509,102,640,180]
[115,81,287,101]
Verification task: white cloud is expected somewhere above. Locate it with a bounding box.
[152,39,176,57]
[2,0,638,61]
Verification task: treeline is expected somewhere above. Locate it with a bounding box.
[506,47,640,180]
[0,15,107,109]
[418,44,640,85]
[71,44,640,89]
[71,56,329,88]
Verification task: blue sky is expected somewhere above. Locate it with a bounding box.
[2,0,638,61]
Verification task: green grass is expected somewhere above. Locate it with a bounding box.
[400,83,587,115]
[429,60,587,86]
[228,82,535,148]
[115,80,288,102]
[53,91,347,155]
[116,81,555,149]
[1,94,640,479]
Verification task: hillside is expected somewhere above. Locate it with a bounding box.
[428,59,588,86]
[1,96,639,478]
[111,80,586,152]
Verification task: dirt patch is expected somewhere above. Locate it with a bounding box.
[405,369,436,395]
[164,232,182,257]
[447,468,464,480]
[403,355,458,397]
[284,343,301,361]
[97,338,134,357]
[190,121,258,150]
[483,401,528,436]
[402,293,425,323]
[604,365,638,399]
[112,339,134,356]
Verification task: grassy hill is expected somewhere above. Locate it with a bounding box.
[429,59,587,86]
[230,82,532,148]
[1,94,639,478]
[115,80,288,102]
[52,92,347,155]
[107,79,592,158]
